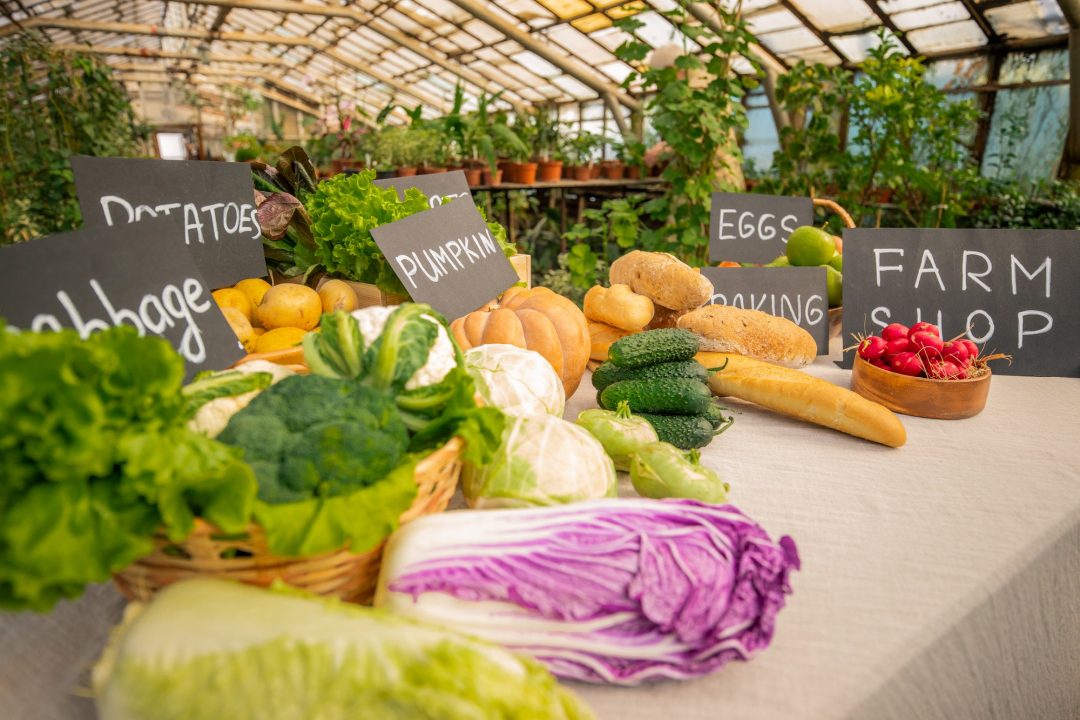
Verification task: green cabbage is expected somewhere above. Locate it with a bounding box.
[464,344,565,418]
[462,414,616,508]
[93,579,593,720]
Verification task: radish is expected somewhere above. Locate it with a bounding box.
[890,351,924,377]
[909,321,940,337]
[858,336,888,360]
[942,340,969,365]
[910,331,944,361]
[961,339,979,362]
[882,323,909,342]
[869,358,890,370]
[885,337,910,356]
[927,360,963,380]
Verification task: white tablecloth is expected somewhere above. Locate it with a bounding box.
[3,349,1079,720]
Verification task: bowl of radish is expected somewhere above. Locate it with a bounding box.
[849,322,1000,420]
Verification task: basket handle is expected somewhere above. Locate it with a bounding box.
[813,198,856,229]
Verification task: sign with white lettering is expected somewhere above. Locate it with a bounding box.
[0,217,245,379]
[709,193,813,264]
[700,266,830,355]
[370,199,519,320]
[842,228,1080,376]
[71,156,266,288]
[374,170,472,209]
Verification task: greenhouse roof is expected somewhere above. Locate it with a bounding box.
[0,0,1069,118]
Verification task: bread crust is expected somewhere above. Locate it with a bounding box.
[678,305,817,368]
[609,251,713,311]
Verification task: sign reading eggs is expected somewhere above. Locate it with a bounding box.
[708,192,813,264]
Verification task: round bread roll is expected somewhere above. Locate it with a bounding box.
[678,305,817,368]
[609,251,713,312]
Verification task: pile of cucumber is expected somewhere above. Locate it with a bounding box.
[592,328,732,450]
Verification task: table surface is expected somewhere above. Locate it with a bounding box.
[2,345,1079,720]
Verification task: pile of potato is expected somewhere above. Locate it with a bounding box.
[212,278,360,354]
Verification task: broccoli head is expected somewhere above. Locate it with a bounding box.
[218,375,408,504]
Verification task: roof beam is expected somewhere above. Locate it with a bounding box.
[172,0,528,112]
[0,16,314,44]
[321,48,450,114]
[856,0,919,55]
[443,0,641,113]
[773,0,849,64]
[51,43,290,64]
[955,0,1001,44]
[920,33,1067,60]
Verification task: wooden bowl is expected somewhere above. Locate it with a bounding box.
[850,355,991,419]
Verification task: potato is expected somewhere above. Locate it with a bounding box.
[318,279,360,314]
[212,288,253,322]
[583,284,654,332]
[255,326,307,353]
[255,284,321,331]
[234,278,272,309]
[220,307,256,352]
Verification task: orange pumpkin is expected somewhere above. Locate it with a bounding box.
[450,286,590,397]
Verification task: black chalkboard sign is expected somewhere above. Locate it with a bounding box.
[700,266,829,355]
[0,216,246,380]
[842,228,1080,376]
[374,170,472,209]
[370,199,519,320]
[709,192,813,264]
[71,156,266,289]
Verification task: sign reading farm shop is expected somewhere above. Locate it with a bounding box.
[842,228,1080,376]
[700,266,830,355]
[708,192,813,264]
[370,199,519,320]
[71,156,266,288]
[0,218,245,380]
[374,170,472,209]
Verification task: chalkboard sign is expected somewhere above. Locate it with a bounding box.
[709,193,813,264]
[370,198,519,320]
[71,156,266,289]
[842,228,1080,377]
[374,170,472,209]
[700,266,829,355]
[0,217,246,380]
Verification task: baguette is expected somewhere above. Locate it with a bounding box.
[609,251,714,311]
[583,284,654,332]
[679,305,817,368]
[588,321,631,361]
[697,352,906,447]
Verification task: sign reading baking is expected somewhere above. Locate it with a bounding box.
[71,156,266,288]
[842,228,1080,376]
[370,198,519,320]
[374,170,472,209]
[708,192,813,264]
[0,216,245,380]
[700,266,830,355]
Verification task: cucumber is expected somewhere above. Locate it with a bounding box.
[599,378,712,416]
[607,328,699,369]
[637,413,717,450]
[703,401,733,432]
[592,359,709,392]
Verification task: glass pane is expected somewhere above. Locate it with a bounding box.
[925,55,991,88]
[985,0,1067,39]
[537,0,593,18]
[891,2,970,31]
[747,8,802,35]
[981,85,1068,181]
[907,19,986,53]
[792,0,877,33]
[999,48,1068,83]
[512,51,561,77]
[547,24,618,64]
[590,25,635,51]
[631,10,685,46]
[597,59,633,83]
[608,2,649,19]
[573,13,614,32]
[743,105,779,173]
[758,26,825,53]
[552,74,596,98]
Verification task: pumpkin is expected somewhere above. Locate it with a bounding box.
[450,286,590,397]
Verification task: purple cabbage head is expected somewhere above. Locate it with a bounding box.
[375,499,799,685]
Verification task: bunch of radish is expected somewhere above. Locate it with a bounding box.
[857,322,981,380]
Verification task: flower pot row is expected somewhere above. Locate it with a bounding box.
[329,158,649,187]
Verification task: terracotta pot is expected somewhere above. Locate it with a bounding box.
[497,159,512,174]
[465,167,483,187]
[481,168,503,186]
[590,163,602,179]
[626,165,642,180]
[562,163,574,179]
[396,166,418,177]
[600,161,625,180]
[516,161,539,185]
[419,166,447,175]
[537,159,563,182]
[445,164,464,172]
[503,162,520,184]
[572,165,593,181]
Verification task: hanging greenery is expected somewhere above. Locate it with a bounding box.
[0,37,146,245]
[613,0,760,265]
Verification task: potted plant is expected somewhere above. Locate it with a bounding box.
[622,139,646,180]
[601,137,626,180]
[503,116,536,184]
[532,106,563,182]
[567,132,601,181]
[413,127,444,174]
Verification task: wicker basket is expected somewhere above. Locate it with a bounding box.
[812,197,853,339]
[113,433,464,605]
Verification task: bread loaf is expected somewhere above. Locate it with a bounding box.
[645,304,684,330]
[678,305,816,368]
[697,352,906,448]
[588,321,631,361]
[583,284,654,332]
[609,251,713,311]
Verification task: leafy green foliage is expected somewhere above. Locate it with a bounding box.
[0,326,256,611]
[562,195,647,290]
[614,1,759,264]
[968,179,1080,229]
[758,30,982,230]
[0,38,145,245]
[252,147,320,278]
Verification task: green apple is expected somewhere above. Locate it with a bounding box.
[786,226,837,267]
